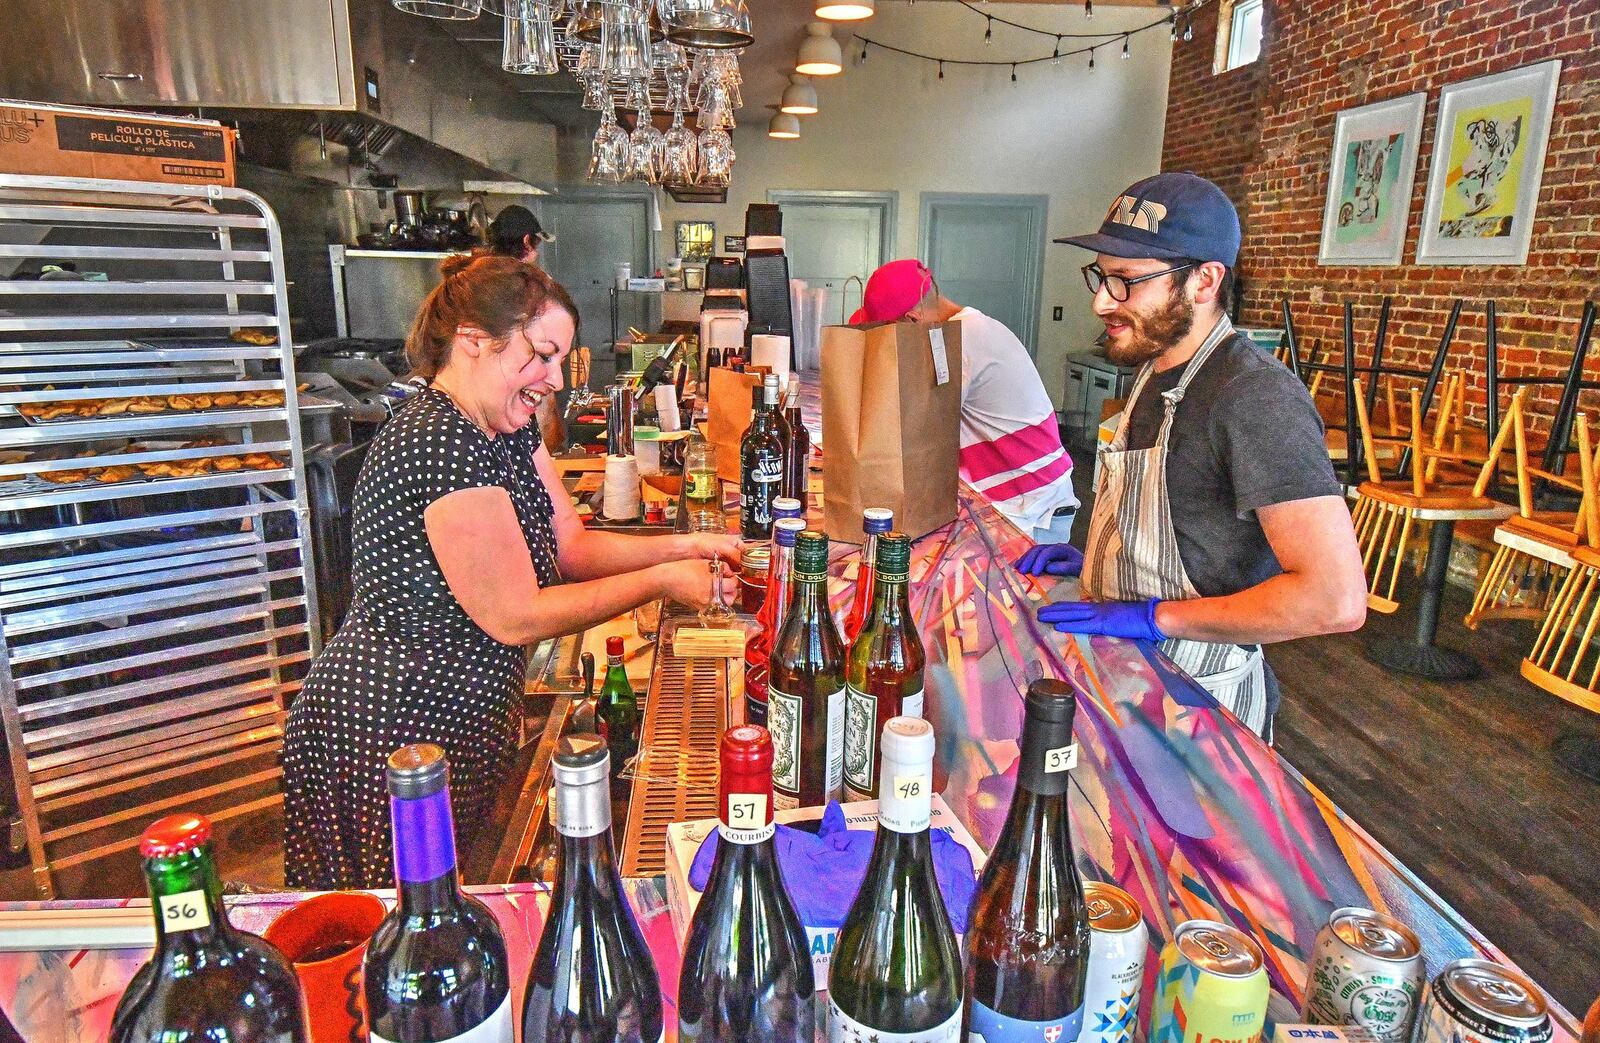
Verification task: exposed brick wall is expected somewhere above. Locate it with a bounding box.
[1162,0,1600,429]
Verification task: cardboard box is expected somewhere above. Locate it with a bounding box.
[0,101,236,187]
[665,794,986,989]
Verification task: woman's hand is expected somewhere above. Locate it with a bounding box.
[677,532,744,567]
[655,558,739,611]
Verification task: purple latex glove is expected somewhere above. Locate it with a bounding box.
[1013,543,1084,577]
[1038,597,1165,642]
[688,801,978,931]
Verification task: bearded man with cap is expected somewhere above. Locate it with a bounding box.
[486,204,555,267]
[852,259,1080,543]
[1018,172,1366,739]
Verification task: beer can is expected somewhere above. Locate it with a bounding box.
[1413,960,1552,1043]
[1302,907,1425,1043]
[1150,920,1270,1043]
[1081,882,1149,1043]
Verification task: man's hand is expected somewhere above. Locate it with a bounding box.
[1038,598,1165,642]
[1014,544,1084,577]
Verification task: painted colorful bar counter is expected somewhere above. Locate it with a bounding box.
[0,491,1575,1040]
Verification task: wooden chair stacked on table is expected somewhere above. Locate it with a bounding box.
[1348,371,1514,614]
[1464,389,1593,628]
[1521,415,1600,715]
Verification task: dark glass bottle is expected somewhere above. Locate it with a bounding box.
[595,636,639,782]
[843,533,927,802]
[782,403,809,503]
[678,725,816,1041]
[740,373,791,540]
[365,745,514,1042]
[110,812,310,1043]
[842,508,894,643]
[828,717,963,1041]
[766,530,846,809]
[964,679,1091,1040]
[523,735,664,1042]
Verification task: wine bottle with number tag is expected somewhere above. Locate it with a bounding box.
[110,813,311,1042]
[679,725,816,1041]
[828,717,963,1041]
[366,745,514,1042]
[964,678,1090,1041]
[523,735,665,1043]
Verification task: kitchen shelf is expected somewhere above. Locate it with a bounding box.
[0,173,321,898]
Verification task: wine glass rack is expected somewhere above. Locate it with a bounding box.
[0,174,321,898]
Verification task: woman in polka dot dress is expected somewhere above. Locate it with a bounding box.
[283,255,740,889]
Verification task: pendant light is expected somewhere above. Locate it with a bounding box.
[780,74,819,115]
[796,22,844,76]
[768,112,802,139]
[815,0,873,20]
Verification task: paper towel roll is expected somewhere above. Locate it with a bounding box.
[604,454,641,520]
[751,334,791,385]
[653,384,682,432]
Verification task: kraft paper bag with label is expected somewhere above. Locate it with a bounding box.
[821,320,963,543]
[707,367,762,483]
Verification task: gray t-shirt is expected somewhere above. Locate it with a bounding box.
[1123,333,1342,599]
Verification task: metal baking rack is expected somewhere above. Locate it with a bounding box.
[0,174,321,898]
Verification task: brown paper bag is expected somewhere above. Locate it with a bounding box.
[822,320,963,543]
[707,367,761,483]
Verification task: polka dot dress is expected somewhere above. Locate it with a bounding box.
[283,388,559,890]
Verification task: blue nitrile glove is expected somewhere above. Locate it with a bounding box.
[1013,544,1084,577]
[1038,597,1165,642]
[688,801,978,931]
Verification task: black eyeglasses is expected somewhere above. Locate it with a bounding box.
[1081,261,1196,302]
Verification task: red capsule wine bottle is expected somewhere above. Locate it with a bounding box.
[679,725,816,1041]
[523,735,664,1043]
[110,813,311,1043]
[828,717,963,1041]
[963,679,1090,1041]
[365,744,514,1042]
[843,532,927,802]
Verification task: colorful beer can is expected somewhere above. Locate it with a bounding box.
[1081,882,1149,1043]
[1150,920,1270,1043]
[1302,907,1425,1043]
[1412,960,1552,1043]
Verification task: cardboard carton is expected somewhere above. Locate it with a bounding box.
[0,100,236,187]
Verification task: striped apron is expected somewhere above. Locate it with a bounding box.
[1080,316,1270,735]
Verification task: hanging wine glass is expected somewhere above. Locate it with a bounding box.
[589,100,630,182]
[624,78,664,183]
[503,0,560,75]
[599,0,654,80]
[661,107,699,185]
[698,125,734,186]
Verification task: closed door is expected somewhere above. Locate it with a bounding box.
[769,191,895,326]
[537,194,653,380]
[920,193,1048,355]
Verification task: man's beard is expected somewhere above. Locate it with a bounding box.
[1104,282,1196,366]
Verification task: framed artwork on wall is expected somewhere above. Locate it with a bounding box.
[1318,92,1427,265]
[1416,59,1562,265]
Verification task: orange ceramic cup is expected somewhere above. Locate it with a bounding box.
[264,890,388,1043]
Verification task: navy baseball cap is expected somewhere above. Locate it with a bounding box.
[1055,172,1240,267]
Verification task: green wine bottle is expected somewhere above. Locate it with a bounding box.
[828,717,963,1041]
[767,530,846,810]
[595,635,638,782]
[843,532,926,802]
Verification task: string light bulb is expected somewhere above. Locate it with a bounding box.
[1010,63,1017,82]
[1052,36,1062,63]
[937,60,944,79]
[985,16,993,43]
[1170,16,1178,41]
[1088,47,1095,69]
[861,40,868,61]
[1121,34,1130,58]
[1183,17,1193,41]
[1084,0,1093,19]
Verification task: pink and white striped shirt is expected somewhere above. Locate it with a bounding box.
[951,307,1078,532]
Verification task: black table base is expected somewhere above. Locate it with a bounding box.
[1364,518,1486,681]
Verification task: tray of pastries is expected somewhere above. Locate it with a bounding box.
[17,388,288,424]
[2,441,288,494]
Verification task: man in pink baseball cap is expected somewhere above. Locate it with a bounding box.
[850,258,1079,545]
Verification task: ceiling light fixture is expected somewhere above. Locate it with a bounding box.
[768,112,802,139]
[815,0,874,21]
[796,21,844,75]
[780,74,819,114]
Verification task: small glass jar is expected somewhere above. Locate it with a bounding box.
[739,543,770,615]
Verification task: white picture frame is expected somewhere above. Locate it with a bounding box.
[1416,59,1562,265]
[1318,92,1426,266]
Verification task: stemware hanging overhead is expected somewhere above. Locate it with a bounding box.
[590,99,632,183]
[698,126,734,186]
[392,0,482,17]
[661,108,699,186]
[599,0,655,80]
[660,0,753,49]
[503,0,560,74]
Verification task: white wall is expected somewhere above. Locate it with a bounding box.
[658,2,1172,406]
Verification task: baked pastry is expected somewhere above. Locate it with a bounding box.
[95,465,139,483]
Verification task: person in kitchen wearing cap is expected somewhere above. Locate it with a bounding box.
[487,204,555,268]
[852,259,1080,544]
[1017,171,1365,739]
